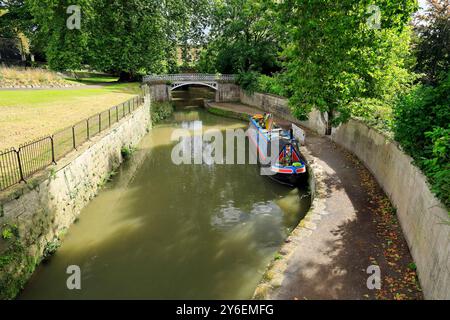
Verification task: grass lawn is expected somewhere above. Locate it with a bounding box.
[0,82,141,150]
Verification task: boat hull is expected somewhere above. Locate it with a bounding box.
[267,171,308,187]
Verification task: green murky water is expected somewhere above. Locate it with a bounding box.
[19,87,310,300]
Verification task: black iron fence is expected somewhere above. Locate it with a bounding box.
[0,90,148,191]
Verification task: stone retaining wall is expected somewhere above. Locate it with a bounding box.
[216,83,241,102]
[149,83,170,102]
[240,91,328,135]
[242,91,449,300]
[331,119,449,300]
[0,95,152,299]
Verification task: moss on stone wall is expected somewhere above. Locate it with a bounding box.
[206,106,248,121]
[0,233,39,300]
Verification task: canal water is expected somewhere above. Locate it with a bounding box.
[20,87,310,299]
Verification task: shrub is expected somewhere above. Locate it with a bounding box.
[422,127,450,207]
[350,98,394,135]
[120,146,134,160]
[257,74,286,97]
[1,224,18,240]
[237,71,288,97]
[393,73,450,209]
[236,71,261,94]
[151,102,174,124]
[43,239,60,260]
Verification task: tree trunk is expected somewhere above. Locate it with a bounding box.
[325,110,333,135]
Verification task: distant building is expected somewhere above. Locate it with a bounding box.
[176,46,200,66]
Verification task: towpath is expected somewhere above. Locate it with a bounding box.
[208,102,423,300]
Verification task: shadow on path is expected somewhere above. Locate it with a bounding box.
[212,102,422,300]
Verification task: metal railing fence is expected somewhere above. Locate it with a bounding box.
[0,89,147,191]
[143,73,235,82]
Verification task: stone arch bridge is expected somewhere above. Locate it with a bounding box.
[143,74,240,102]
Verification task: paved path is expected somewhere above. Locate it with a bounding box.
[209,102,422,300]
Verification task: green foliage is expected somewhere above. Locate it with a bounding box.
[120,146,134,161]
[1,224,19,240]
[196,49,218,74]
[349,98,394,134]
[197,0,281,74]
[2,228,14,240]
[413,0,450,84]
[26,0,211,77]
[0,240,37,300]
[237,71,286,96]
[422,127,450,208]
[274,253,283,261]
[279,0,417,132]
[86,0,168,79]
[27,0,91,71]
[236,71,260,93]
[0,0,35,39]
[407,262,417,271]
[393,73,450,208]
[0,223,35,299]
[256,74,287,97]
[151,102,174,124]
[43,239,60,260]
[98,169,119,188]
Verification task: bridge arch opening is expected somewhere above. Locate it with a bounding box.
[171,83,216,108]
[170,82,218,91]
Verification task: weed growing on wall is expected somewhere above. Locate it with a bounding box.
[151,102,175,124]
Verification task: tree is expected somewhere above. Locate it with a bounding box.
[87,0,168,80]
[413,0,450,84]
[27,0,211,79]
[0,0,48,60]
[27,0,92,71]
[198,0,281,74]
[170,0,212,69]
[0,0,33,38]
[278,0,417,134]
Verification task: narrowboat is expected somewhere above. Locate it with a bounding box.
[247,113,308,187]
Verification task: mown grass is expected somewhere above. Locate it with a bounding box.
[0,83,141,149]
[0,95,140,190]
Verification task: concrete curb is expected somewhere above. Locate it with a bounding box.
[252,145,328,299]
